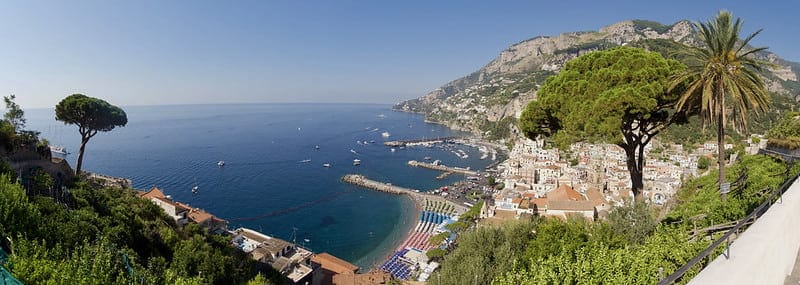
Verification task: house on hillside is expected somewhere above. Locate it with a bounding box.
[543,184,597,220]
[138,187,228,232]
[232,228,314,284]
[138,187,189,226]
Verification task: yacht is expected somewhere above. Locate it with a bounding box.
[217,160,225,167]
[353,159,361,166]
[381,132,390,138]
[323,163,332,168]
[49,145,69,155]
[191,186,199,194]
[315,145,320,150]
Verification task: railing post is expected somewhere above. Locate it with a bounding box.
[725,236,730,259]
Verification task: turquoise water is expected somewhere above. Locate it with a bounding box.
[26,103,489,268]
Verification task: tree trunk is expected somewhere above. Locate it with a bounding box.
[623,145,644,201]
[76,136,89,175]
[718,83,727,199]
[718,111,726,199]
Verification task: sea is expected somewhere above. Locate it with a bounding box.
[26,103,491,269]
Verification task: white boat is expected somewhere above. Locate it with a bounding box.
[353,159,361,166]
[49,145,69,155]
[300,159,312,163]
[424,156,432,160]
[390,148,396,153]
[350,149,358,155]
[323,163,332,168]
[377,114,386,118]
[192,186,199,194]
[217,160,225,166]
[381,132,391,138]
[315,145,320,150]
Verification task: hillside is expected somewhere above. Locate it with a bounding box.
[394,19,800,143]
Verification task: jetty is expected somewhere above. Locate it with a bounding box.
[343,174,420,195]
[383,136,461,147]
[342,174,469,214]
[407,160,478,176]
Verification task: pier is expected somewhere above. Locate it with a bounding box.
[383,136,461,147]
[407,160,479,176]
[342,174,469,214]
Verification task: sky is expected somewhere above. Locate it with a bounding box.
[0,1,798,109]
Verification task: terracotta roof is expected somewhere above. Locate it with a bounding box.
[518,199,531,209]
[584,187,606,207]
[544,165,561,170]
[547,184,584,202]
[511,198,523,204]
[522,193,537,199]
[548,200,595,212]
[312,253,359,274]
[188,209,213,224]
[139,187,166,199]
[532,198,548,209]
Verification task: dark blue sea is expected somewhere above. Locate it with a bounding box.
[26,103,489,269]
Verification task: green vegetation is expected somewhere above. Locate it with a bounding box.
[480,117,517,141]
[486,70,554,107]
[553,40,618,56]
[766,111,800,149]
[430,219,537,285]
[520,46,688,199]
[631,19,674,34]
[697,156,711,170]
[430,154,796,285]
[0,174,282,284]
[669,10,771,195]
[55,94,128,174]
[3,95,25,132]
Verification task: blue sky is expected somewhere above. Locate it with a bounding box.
[1,1,797,108]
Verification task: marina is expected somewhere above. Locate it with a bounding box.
[407,160,479,176]
[383,136,461,147]
[341,174,469,214]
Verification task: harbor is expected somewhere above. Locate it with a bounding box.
[341,174,469,214]
[407,160,479,176]
[383,136,461,147]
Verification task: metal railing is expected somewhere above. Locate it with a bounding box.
[658,171,800,284]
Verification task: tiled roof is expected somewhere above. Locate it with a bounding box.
[139,187,166,199]
[547,184,584,202]
[312,253,359,274]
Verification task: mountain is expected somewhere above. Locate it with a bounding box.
[394,20,800,143]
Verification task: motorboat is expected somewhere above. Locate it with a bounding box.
[381,132,390,138]
[315,145,320,150]
[323,163,332,168]
[353,159,361,166]
[192,186,199,194]
[217,160,225,167]
[49,145,69,155]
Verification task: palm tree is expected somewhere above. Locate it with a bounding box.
[669,10,771,197]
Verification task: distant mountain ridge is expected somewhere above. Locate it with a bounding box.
[394,19,800,142]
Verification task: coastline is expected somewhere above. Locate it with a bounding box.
[355,194,420,271]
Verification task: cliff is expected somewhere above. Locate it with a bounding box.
[394,19,800,142]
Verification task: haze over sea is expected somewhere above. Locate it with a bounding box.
[26,103,489,268]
